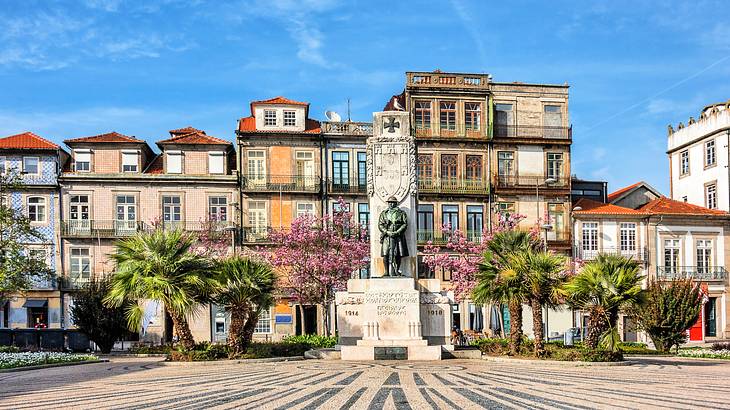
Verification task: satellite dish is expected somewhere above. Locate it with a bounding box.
[325,110,342,122]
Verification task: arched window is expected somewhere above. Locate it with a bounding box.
[27,197,46,223]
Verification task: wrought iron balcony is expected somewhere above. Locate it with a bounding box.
[242,226,276,243]
[321,121,373,136]
[545,229,571,242]
[576,247,648,262]
[242,175,321,192]
[493,124,572,140]
[495,175,570,189]
[418,178,489,195]
[328,180,367,194]
[417,229,483,245]
[61,220,146,238]
[414,124,487,140]
[657,266,728,283]
[59,276,91,290]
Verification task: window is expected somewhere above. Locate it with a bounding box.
[296,202,314,217]
[264,110,276,126]
[417,154,433,185]
[581,222,598,257]
[208,196,227,222]
[466,205,483,241]
[465,155,482,181]
[705,140,716,167]
[358,203,369,229]
[332,152,350,188]
[69,195,90,232]
[417,204,434,242]
[295,151,315,188]
[27,197,46,223]
[440,101,456,131]
[332,201,350,213]
[697,239,712,275]
[547,203,565,240]
[162,196,182,225]
[29,248,47,267]
[547,152,563,180]
[248,201,267,235]
[254,307,272,333]
[465,102,481,131]
[167,151,182,174]
[23,157,39,175]
[70,248,91,283]
[442,205,459,230]
[680,150,689,175]
[283,110,296,126]
[495,202,515,214]
[357,152,367,188]
[418,255,435,279]
[619,223,637,253]
[706,183,717,209]
[414,101,431,129]
[247,151,266,183]
[664,239,680,273]
[208,152,225,174]
[116,196,136,222]
[495,103,514,137]
[544,105,562,126]
[121,151,138,173]
[440,154,458,186]
[497,151,514,177]
[74,151,90,172]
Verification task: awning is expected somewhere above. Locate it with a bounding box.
[22,299,48,308]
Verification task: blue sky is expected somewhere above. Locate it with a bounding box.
[1,0,729,194]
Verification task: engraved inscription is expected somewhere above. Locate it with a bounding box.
[364,291,419,305]
[377,305,406,316]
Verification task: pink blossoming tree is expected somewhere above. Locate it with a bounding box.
[263,199,369,335]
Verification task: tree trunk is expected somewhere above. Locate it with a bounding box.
[170,310,195,350]
[585,310,608,350]
[241,306,260,351]
[227,303,249,357]
[530,299,545,357]
[298,303,307,335]
[508,300,523,355]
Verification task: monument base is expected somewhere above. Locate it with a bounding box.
[341,342,442,361]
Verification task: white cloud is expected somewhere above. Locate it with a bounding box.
[449,0,487,65]
[83,0,124,12]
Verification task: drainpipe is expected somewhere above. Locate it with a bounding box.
[655,216,663,280]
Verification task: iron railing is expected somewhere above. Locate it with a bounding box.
[59,276,91,290]
[495,175,570,189]
[416,229,484,245]
[321,121,373,136]
[407,72,489,89]
[328,181,367,194]
[545,229,571,242]
[657,266,728,282]
[242,175,321,192]
[61,220,235,238]
[576,247,648,262]
[493,124,572,140]
[414,124,487,140]
[418,178,489,195]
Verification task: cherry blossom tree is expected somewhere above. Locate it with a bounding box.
[262,199,369,335]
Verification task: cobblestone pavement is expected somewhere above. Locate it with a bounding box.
[1,357,729,409]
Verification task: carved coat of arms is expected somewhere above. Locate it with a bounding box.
[366,114,417,202]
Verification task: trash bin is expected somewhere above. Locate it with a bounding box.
[564,328,575,347]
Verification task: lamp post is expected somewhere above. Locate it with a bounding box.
[541,222,553,339]
[222,225,237,256]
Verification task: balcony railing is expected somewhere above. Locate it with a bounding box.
[417,229,484,245]
[493,124,571,140]
[418,178,489,195]
[657,266,728,283]
[495,175,570,189]
[242,175,321,192]
[414,124,487,140]
[59,276,91,290]
[545,229,571,242]
[328,181,367,194]
[321,121,373,136]
[407,72,489,89]
[577,247,648,262]
[61,220,146,238]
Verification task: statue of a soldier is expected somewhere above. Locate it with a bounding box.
[379,196,409,277]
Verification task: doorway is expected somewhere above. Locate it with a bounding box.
[622,316,638,342]
[705,297,717,338]
[295,305,318,335]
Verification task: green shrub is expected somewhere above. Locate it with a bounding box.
[0,346,20,353]
[281,334,337,348]
[167,343,230,361]
[243,342,310,359]
[580,349,623,362]
[711,342,730,351]
[471,338,510,355]
[129,345,173,355]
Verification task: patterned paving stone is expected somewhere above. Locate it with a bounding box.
[1,357,729,409]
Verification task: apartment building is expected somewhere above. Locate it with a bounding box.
[668,100,730,210]
[573,183,730,342]
[59,128,237,342]
[0,132,67,329]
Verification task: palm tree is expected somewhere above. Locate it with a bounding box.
[522,250,568,357]
[214,256,276,357]
[563,254,645,350]
[104,229,216,350]
[472,230,541,355]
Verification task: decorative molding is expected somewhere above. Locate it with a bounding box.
[419,292,451,304]
[366,135,417,201]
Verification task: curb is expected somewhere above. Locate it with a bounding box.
[99,354,169,358]
[0,359,109,373]
[159,356,305,366]
[482,356,635,367]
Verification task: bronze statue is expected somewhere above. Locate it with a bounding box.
[379,196,409,277]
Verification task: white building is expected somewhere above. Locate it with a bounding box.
[668,101,730,211]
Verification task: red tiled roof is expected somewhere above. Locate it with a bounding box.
[144,154,164,174]
[0,132,58,150]
[638,197,727,216]
[169,126,205,136]
[573,198,647,216]
[251,96,309,107]
[237,117,321,134]
[607,181,643,202]
[157,131,231,145]
[64,132,143,144]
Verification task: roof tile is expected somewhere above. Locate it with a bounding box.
[0,132,58,150]
[157,131,231,145]
[64,132,144,144]
[607,181,643,202]
[237,116,321,134]
[573,198,647,216]
[638,197,727,216]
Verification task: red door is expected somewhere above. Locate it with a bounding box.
[689,309,704,341]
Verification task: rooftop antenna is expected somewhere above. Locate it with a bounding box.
[347,98,351,122]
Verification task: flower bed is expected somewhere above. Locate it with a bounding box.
[0,352,98,369]
[678,349,730,360]
[470,338,624,362]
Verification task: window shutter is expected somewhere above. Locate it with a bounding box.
[167,151,182,174]
[208,152,225,174]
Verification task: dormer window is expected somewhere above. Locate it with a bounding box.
[208,152,225,174]
[264,110,277,126]
[74,150,91,172]
[121,150,138,173]
[284,110,296,127]
[167,151,183,174]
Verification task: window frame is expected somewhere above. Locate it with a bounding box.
[208,196,228,222]
[705,140,716,167]
[439,101,457,131]
[73,150,91,172]
[283,110,296,127]
[70,248,92,281]
[619,222,637,253]
[121,151,139,173]
[162,195,183,224]
[546,152,564,180]
[679,150,689,176]
[27,196,47,223]
[414,101,432,130]
[208,151,225,175]
[263,109,277,127]
[696,239,713,274]
[581,222,599,254]
[23,156,40,176]
[254,307,272,333]
[705,183,717,209]
[464,102,481,131]
[167,151,183,174]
